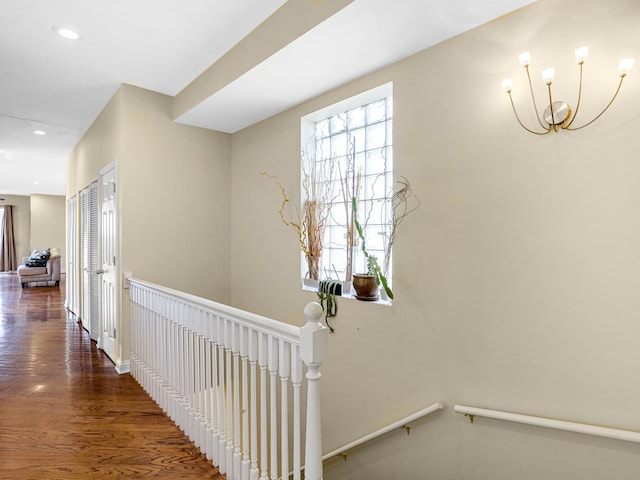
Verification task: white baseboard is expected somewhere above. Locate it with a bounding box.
[116,360,131,375]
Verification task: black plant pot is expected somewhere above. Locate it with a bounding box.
[319,280,342,296]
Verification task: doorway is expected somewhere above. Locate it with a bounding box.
[99,163,118,363]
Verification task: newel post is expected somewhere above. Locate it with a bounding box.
[300,302,328,480]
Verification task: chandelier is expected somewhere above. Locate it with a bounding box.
[501,47,635,134]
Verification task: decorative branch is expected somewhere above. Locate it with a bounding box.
[262,141,336,280]
[261,172,310,257]
[337,137,362,283]
[382,177,420,277]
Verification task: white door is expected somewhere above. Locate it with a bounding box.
[99,163,118,362]
[88,181,101,342]
[80,188,90,333]
[80,182,101,342]
[66,196,79,314]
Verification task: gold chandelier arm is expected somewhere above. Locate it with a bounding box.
[525,65,549,130]
[507,91,552,135]
[546,83,559,132]
[563,61,584,129]
[564,75,626,131]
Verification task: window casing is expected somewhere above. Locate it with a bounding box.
[301,84,394,297]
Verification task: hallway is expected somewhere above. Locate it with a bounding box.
[0,273,223,479]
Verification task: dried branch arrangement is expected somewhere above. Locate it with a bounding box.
[263,120,420,310]
[382,177,420,278]
[262,150,335,280]
[337,137,361,284]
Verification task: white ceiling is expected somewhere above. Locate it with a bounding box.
[0,0,534,197]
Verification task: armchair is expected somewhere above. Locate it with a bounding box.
[17,247,62,288]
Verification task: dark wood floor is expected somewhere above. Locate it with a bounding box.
[0,273,223,479]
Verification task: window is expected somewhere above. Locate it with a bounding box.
[301,84,394,299]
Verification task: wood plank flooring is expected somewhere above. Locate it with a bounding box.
[0,273,224,479]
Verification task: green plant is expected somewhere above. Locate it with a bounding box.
[317,279,340,332]
[352,197,393,300]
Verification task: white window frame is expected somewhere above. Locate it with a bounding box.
[300,83,394,299]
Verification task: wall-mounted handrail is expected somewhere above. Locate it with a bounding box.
[454,404,640,444]
[323,401,444,462]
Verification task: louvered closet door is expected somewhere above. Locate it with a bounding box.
[79,182,101,340]
[66,196,79,314]
[88,181,100,342]
[80,187,90,334]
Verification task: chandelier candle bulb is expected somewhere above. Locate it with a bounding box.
[518,51,531,67]
[618,58,635,76]
[501,78,513,92]
[575,46,589,63]
[541,67,555,84]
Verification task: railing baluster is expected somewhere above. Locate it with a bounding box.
[178,305,185,431]
[203,311,213,462]
[187,305,195,443]
[269,335,279,480]
[195,308,205,449]
[211,314,220,466]
[241,325,250,480]
[233,322,242,477]
[217,316,227,474]
[259,331,268,480]
[200,309,207,449]
[127,279,325,480]
[280,339,291,480]
[249,329,259,480]
[291,344,302,480]
[225,318,234,479]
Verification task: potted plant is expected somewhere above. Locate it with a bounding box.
[352,197,393,300]
[317,279,341,331]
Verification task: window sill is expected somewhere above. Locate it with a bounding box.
[302,279,391,306]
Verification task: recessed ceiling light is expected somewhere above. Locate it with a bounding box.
[53,25,82,40]
[33,129,48,136]
[33,181,40,185]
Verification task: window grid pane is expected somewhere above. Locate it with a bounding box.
[310,96,393,285]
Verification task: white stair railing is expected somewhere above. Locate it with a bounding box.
[128,277,328,480]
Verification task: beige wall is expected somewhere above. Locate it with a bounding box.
[68,88,123,196]
[0,194,30,265]
[120,84,231,302]
[67,86,124,332]
[228,0,640,478]
[68,84,231,370]
[30,194,66,269]
[61,0,640,476]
